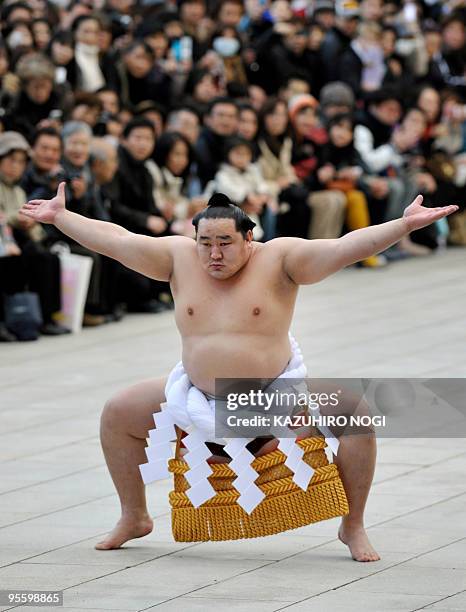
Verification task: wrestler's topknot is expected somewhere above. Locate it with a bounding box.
[192,192,256,238]
[207,193,233,208]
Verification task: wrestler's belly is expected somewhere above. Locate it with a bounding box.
[182,333,292,395]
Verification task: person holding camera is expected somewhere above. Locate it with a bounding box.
[21,127,64,202]
[0,131,69,339]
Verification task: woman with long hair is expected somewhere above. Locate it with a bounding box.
[150,130,205,236]
[257,96,311,238]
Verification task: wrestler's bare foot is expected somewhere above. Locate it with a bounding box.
[338,522,380,562]
[95,514,153,550]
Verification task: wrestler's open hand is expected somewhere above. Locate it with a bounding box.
[403,195,459,232]
[19,182,66,225]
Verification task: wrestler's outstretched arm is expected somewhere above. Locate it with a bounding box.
[19,182,189,281]
[283,195,459,285]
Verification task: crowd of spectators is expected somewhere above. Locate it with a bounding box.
[0,0,465,341]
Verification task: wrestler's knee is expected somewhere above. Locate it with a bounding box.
[101,392,129,431]
[336,429,376,462]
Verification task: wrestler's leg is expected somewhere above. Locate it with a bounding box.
[304,380,380,561]
[335,432,380,562]
[95,377,166,550]
[327,391,380,562]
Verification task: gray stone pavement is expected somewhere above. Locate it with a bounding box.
[0,247,465,612]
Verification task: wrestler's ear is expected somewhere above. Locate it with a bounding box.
[246,229,254,242]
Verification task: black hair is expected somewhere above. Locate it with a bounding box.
[71,14,101,33]
[226,81,249,99]
[96,85,118,95]
[366,85,403,107]
[1,2,32,23]
[327,112,354,130]
[184,67,211,96]
[223,135,253,160]
[179,0,206,6]
[382,24,397,36]
[134,99,167,120]
[441,11,464,30]
[212,0,243,20]
[122,39,155,59]
[259,96,288,133]
[122,116,156,138]
[167,104,201,122]
[32,127,62,147]
[153,130,193,178]
[49,29,74,47]
[32,17,50,27]
[192,193,256,238]
[207,96,238,116]
[237,101,256,115]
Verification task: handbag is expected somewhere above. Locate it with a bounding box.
[4,291,43,341]
[53,249,93,333]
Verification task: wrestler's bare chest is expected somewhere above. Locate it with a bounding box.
[171,244,297,337]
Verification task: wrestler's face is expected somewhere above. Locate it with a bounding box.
[196,218,253,279]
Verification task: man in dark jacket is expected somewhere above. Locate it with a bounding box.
[195,97,239,189]
[320,1,360,83]
[268,20,324,96]
[112,117,171,312]
[112,117,167,236]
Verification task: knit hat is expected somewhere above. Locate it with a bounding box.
[319,81,355,109]
[335,0,360,18]
[0,132,32,158]
[288,94,319,123]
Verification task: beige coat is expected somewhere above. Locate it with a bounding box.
[0,179,45,242]
[257,137,297,197]
[145,161,190,220]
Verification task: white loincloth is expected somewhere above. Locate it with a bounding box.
[139,335,339,514]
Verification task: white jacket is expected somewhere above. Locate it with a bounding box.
[354,124,404,174]
[204,163,270,240]
[206,162,271,204]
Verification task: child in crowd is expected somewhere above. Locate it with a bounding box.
[206,136,277,241]
[318,114,386,267]
[289,94,346,239]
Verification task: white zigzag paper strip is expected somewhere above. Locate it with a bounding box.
[224,438,264,514]
[278,438,314,491]
[183,431,215,507]
[139,408,177,484]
